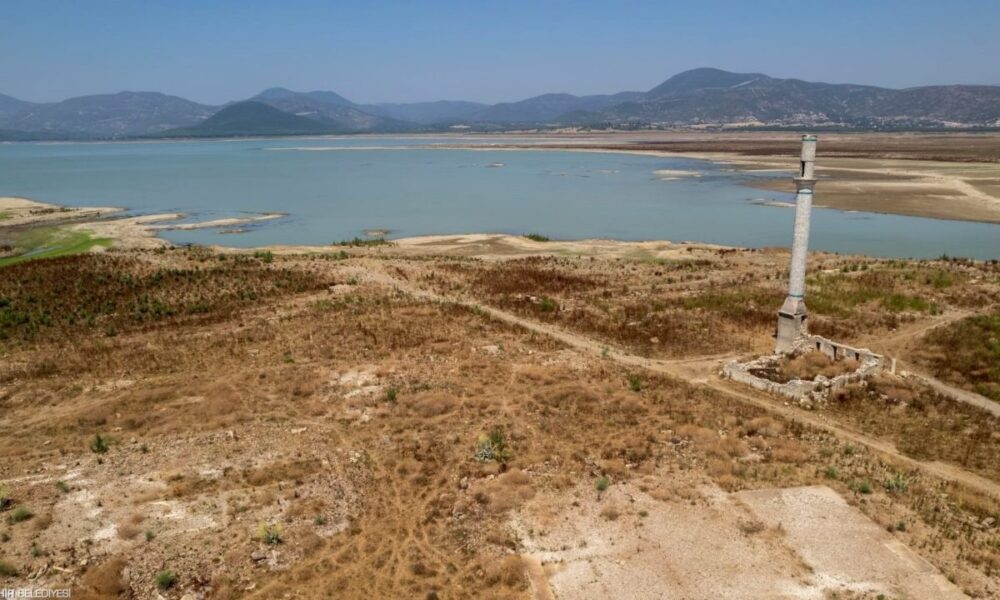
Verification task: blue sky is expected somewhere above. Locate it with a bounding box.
[2,1,998,104]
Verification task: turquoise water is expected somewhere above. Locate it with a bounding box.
[0,137,997,259]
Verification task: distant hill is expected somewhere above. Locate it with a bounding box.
[0,91,215,137]
[160,101,333,137]
[366,100,488,124]
[646,68,772,97]
[576,68,1000,128]
[250,88,411,133]
[0,93,37,121]
[255,87,358,109]
[467,91,644,124]
[2,68,999,138]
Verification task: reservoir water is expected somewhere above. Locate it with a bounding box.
[0,137,997,259]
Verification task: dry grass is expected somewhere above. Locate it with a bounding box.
[426,254,999,359]
[912,312,1000,401]
[829,374,1000,481]
[0,250,330,348]
[0,250,997,598]
[764,351,860,383]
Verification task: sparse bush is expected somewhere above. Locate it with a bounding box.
[90,433,109,454]
[333,237,390,247]
[0,485,9,509]
[253,250,274,263]
[538,296,557,313]
[738,518,766,535]
[770,351,858,383]
[852,480,873,495]
[823,466,839,479]
[313,515,327,526]
[145,530,155,542]
[155,570,177,590]
[385,387,398,404]
[0,561,16,577]
[914,313,1000,402]
[475,428,512,464]
[599,504,620,521]
[7,506,33,524]
[884,472,909,495]
[595,476,610,493]
[55,481,69,494]
[524,233,550,242]
[257,522,283,545]
[627,374,643,392]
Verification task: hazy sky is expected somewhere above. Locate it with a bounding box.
[3,1,999,105]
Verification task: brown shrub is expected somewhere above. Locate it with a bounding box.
[412,393,459,417]
[287,497,328,519]
[244,459,321,487]
[486,555,527,589]
[536,384,602,414]
[741,417,784,438]
[116,512,144,540]
[31,510,53,531]
[469,469,535,514]
[768,439,812,464]
[676,424,718,446]
[706,458,734,478]
[738,518,766,535]
[168,474,217,498]
[471,259,602,296]
[599,503,621,521]
[779,351,858,382]
[77,557,127,598]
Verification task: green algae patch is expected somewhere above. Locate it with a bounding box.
[0,226,112,268]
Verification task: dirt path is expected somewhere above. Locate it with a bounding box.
[368,264,1000,500]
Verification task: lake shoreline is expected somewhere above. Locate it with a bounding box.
[425,142,1000,225]
[1,196,739,260]
[2,134,998,260]
[2,193,998,263]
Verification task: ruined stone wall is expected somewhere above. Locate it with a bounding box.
[722,336,883,407]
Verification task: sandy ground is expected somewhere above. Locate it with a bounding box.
[382,234,726,260]
[0,197,288,252]
[737,157,1000,224]
[0,197,122,227]
[516,478,964,599]
[68,212,288,251]
[432,132,1000,224]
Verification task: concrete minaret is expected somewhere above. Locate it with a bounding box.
[776,134,818,353]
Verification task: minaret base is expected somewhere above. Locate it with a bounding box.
[776,309,807,354]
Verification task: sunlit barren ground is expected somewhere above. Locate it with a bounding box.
[0,241,998,599]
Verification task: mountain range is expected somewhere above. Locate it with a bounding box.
[2,68,999,140]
